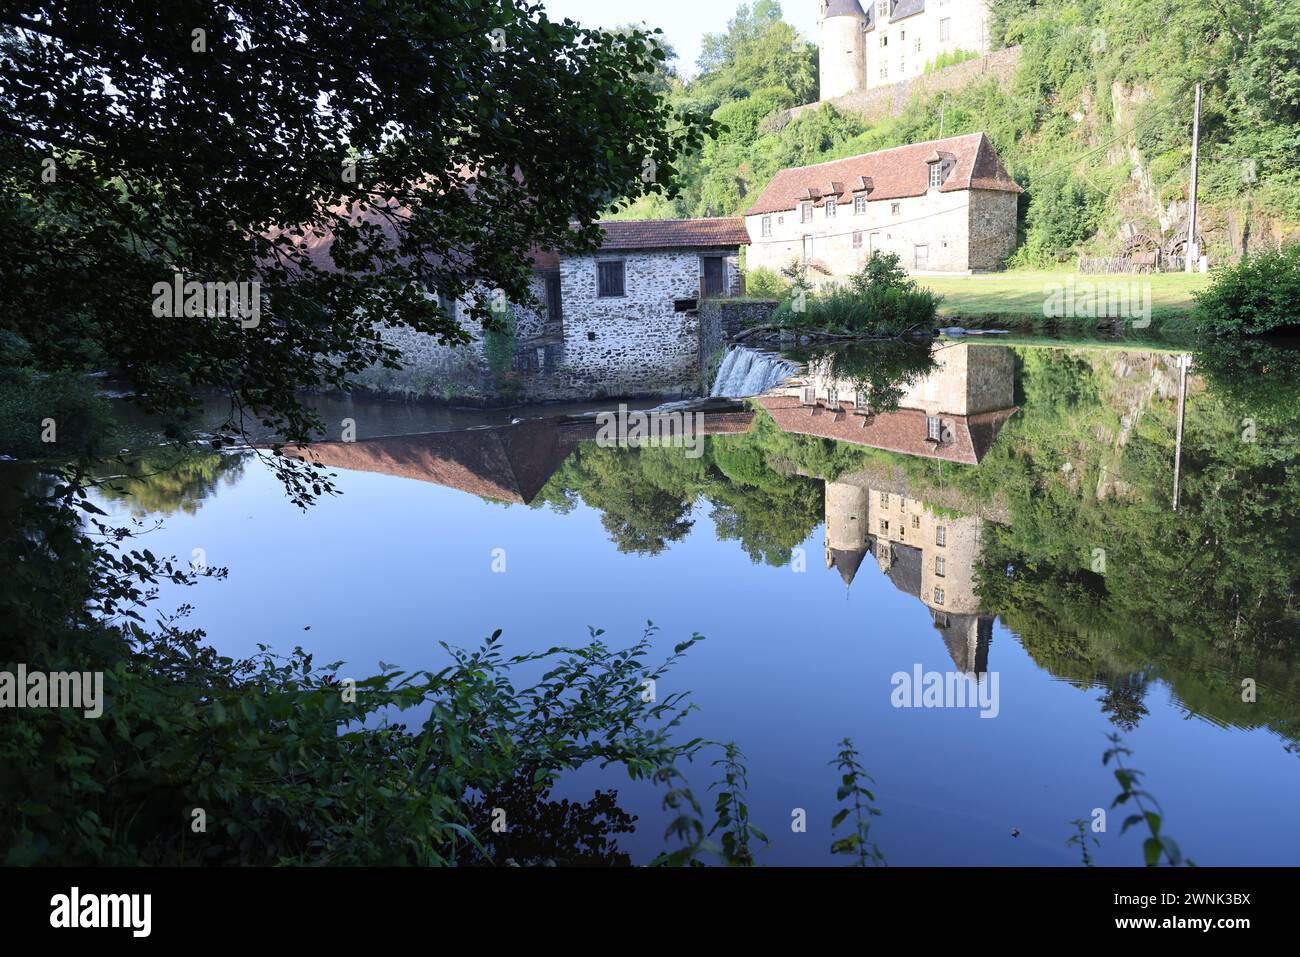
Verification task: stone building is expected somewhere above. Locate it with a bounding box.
[550,219,747,397]
[756,342,1018,465]
[349,218,749,402]
[818,0,994,99]
[744,132,1021,276]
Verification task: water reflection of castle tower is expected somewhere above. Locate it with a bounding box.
[825,479,992,673]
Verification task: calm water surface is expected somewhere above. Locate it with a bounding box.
[87,339,1300,865]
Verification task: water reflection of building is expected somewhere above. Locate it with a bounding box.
[825,477,993,674]
[757,343,1017,465]
[277,409,755,505]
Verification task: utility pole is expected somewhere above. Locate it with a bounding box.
[1185,83,1202,273]
[1172,354,1191,511]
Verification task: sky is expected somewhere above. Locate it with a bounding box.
[539,0,820,78]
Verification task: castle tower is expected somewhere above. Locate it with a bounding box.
[819,0,868,102]
[825,480,871,585]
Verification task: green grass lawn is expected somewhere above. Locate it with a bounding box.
[919,269,1211,325]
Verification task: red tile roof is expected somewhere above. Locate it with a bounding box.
[280,419,568,505]
[756,395,1018,465]
[596,218,751,250]
[746,133,1022,216]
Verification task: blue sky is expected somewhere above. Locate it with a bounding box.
[539,0,820,77]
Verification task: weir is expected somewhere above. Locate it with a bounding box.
[709,346,797,398]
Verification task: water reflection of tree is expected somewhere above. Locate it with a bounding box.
[968,344,1300,748]
[1097,672,1151,733]
[532,429,825,563]
[799,340,939,415]
[458,779,635,866]
[93,447,248,516]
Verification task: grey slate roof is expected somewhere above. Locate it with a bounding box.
[824,0,868,18]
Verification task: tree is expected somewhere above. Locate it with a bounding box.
[0,0,717,470]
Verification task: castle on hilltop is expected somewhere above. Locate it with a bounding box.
[819,0,993,101]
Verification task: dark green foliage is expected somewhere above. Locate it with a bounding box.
[0,0,717,470]
[829,737,885,866]
[1012,173,1104,266]
[707,743,768,866]
[483,305,519,376]
[0,367,111,460]
[1066,818,1100,866]
[1104,735,1193,867]
[1193,245,1300,335]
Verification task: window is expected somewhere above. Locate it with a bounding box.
[927,416,942,441]
[934,587,945,605]
[881,493,890,508]
[877,1,888,17]
[879,35,888,48]
[879,63,889,79]
[880,520,890,534]
[935,556,946,578]
[914,37,921,53]
[801,386,816,405]
[900,56,906,73]
[437,291,458,323]
[854,195,867,214]
[935,526,947,547]
[940,18,951,41]
[827,386,839,407]
[929,163,945,188]
[853,230,863,249]
[597,260,625,298]
[855,392,869,411]
[911,514,920,530]
[826,197,837,217]
[801,202,813,223]
[761,215,772,237]
[891,202,901,216]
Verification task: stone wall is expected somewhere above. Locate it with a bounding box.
[537,248,742,401]
[967,188,1020,272]
[789,46,1021,126]
[699,299,780,348]
[350,273,552,400]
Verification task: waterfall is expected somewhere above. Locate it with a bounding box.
[710,346,797,398]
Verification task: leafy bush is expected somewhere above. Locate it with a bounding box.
[742,265,790,299]
[0,367,112,460]
[1193,244,1300,336]
[772,253,943,335]
[483,305,518,376]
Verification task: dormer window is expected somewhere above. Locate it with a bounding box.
[826,197,837,217]
[855,195,867,214]
[929,163,945,188]
[877,0,889,17]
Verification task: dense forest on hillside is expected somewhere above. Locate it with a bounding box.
[613,0,1300,266]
